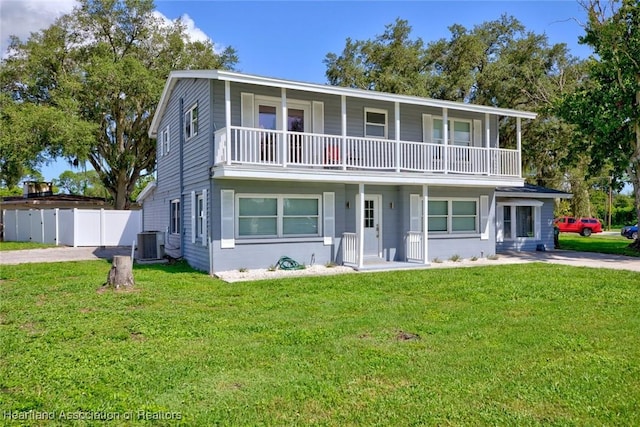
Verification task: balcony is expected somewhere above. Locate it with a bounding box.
[214,127,521,181]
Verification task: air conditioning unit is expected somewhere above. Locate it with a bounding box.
[137,231,165,260]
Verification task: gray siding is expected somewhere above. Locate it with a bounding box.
[210,180,346,272]
[143,78,212,269]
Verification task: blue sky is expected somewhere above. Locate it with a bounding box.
[154,0,592,84]
[5,0,591,182]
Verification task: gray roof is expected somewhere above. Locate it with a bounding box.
[495,183,572,198]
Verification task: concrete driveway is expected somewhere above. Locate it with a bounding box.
[496,250,640,273]
[0,246,132,265]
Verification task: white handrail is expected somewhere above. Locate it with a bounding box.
[342,232,358,266]
[217,126,521,177]
[406,231,424,262]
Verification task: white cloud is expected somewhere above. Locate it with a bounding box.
[0,1,217,56]
[152,11,212,44]
[0,0,78,54]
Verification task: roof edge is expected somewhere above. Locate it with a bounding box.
[149,70,538,137]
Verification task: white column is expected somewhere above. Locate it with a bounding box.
[422,185,429,264]
[341,95,347,171]
[224,81,232,165]
[281,87,288,167]
[516,117,522,177]
[357,183,365,269]
[443,107,448,174]
[395,102,401,172]
[485,113,491,175]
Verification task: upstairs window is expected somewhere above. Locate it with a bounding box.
[364,108,387,138]
[161,126,170,156]
[184,104,198,139]
[432,118,472,146]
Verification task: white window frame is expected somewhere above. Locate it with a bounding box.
[170,199,180,235]
[235,194,322,239]
[431,117,473,146]
[184,103,198,139]
[364,108,388,139]
[196,193,205,239]
[427,198,479,235]
[497,200,543,242]
[161,126,170,156]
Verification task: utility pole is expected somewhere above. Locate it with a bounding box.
[608,176,613,231]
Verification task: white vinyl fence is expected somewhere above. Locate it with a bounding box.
[3,208,141,247]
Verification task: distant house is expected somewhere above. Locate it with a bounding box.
[141,70,569,274]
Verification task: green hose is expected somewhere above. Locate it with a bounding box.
[276,256,305,270]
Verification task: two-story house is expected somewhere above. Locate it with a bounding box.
[140,70,565,274]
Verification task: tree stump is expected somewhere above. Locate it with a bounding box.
[106,255,135,289]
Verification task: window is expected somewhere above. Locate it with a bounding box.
[427,199,478,234]
[498,202,542,241]
[197,193,205,239]
[161,126,170,156]
[503,206,512,239]
[428,200,448,232]
[432,118,472,146]
[184,104,198,139]
[170,199,180,234]
[516,206,534,238]
[364,108,387,138]
[237,195,320,238]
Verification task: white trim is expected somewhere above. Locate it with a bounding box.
[136,181,156,203]
[495,192,572,199]
[422,114,433,143]
[323,192,335,245]
[497,199,544,207]
[241,92,255,128]
[212,165,525,187]
[220,189,235,248]
[190,190,196,244]
[364,107,388,139]
[184,103,198,139]
[170,199,180,235]
[480,195,489,240]
[497,202,542,241]
[149,70,536,136]
[313,101,324,134]
[201,189,207,246]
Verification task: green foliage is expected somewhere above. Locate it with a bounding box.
[557,0,640,236]
[1,261,640,424]
[325,16,585,188]
[0,0,238,208]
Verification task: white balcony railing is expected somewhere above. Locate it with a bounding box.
[342,232,358,266]
[406,231,424,263]
[215,126,521,177]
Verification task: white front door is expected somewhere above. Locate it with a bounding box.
[363,195,382,257]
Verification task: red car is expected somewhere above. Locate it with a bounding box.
[554,216,603,237]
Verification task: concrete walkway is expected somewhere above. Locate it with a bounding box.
[0,246,132,265]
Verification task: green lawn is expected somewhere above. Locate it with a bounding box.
[0,241,56,251]
[558,232,640,257]
[1,261,640,425]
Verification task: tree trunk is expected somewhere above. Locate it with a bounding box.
[107,255,135,289]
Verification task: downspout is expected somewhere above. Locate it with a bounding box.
[179,97,185,258]
[209,87,215,275]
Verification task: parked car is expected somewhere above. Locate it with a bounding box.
[554,216,603,237]
[621,223,638,240]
